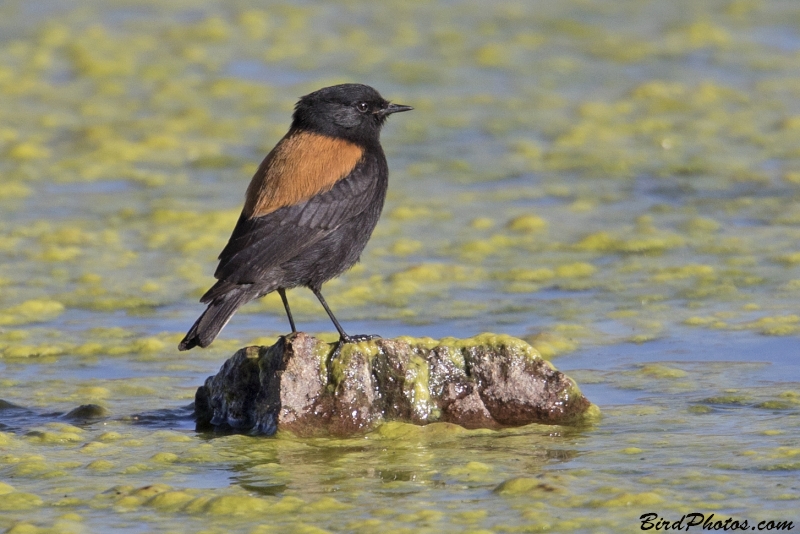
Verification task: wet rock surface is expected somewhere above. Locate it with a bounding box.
[194,333,593,436]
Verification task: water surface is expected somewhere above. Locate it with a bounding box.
[1,0,799,532]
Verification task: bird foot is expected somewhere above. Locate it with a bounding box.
[341,334,381,344]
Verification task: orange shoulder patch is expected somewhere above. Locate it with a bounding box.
[242,130,364,219]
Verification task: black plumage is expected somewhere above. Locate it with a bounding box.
[179,84,412,351]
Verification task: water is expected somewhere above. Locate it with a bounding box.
[1,0,799,532]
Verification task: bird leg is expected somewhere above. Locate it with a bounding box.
[277,288,297,333]
[311,287,380,359]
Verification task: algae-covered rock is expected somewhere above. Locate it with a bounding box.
[194,333,592,436]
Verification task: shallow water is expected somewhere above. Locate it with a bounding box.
[1,0,799,532]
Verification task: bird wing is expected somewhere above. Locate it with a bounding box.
[209,154,383,290]
[243,129,365,218]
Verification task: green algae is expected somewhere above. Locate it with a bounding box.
[506,214,548,233]
[0,300,64,327]
[0,492,44,512]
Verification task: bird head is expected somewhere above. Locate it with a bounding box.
[292,84,412,146]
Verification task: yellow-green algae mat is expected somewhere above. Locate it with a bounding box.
[1,0,800,532]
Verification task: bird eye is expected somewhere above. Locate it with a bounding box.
[356,102,369,113]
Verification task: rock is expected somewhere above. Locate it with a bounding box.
[63,404,110,422]
[194,333,593,436]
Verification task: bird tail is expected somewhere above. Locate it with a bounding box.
[178,287,252,351]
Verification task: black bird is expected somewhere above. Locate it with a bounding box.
[179,84,412,350]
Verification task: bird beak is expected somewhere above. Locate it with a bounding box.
[378,103,414,116]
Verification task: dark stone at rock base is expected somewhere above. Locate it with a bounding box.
[194,333,595,436]
[63,404,110,422]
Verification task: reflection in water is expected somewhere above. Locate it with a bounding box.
[128,404,197,431]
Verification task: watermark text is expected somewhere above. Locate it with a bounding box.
[640,513,794,532]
